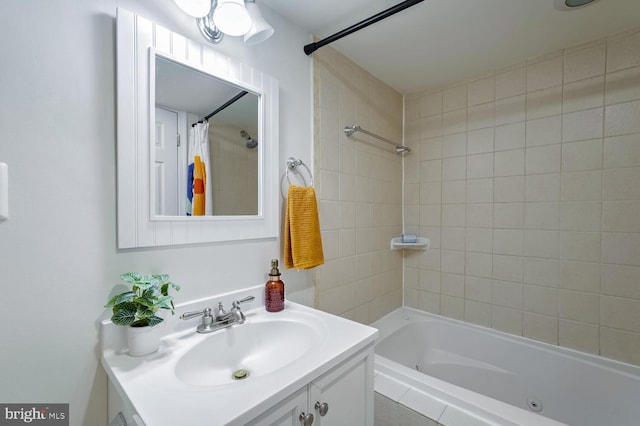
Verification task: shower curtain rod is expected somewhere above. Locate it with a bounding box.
[191,90,248,127]
[303,0,425,56]
[344,124,411,154]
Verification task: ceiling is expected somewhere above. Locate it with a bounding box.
[261,0,640,94]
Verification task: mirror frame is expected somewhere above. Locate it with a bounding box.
[116,9,279,249]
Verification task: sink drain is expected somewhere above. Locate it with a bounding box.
[231,369,250,381]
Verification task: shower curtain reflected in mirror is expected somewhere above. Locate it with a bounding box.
[187,121,212,216]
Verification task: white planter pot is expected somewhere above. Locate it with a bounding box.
[126,324,161,356]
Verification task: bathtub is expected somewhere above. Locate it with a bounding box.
[372,307,640,426]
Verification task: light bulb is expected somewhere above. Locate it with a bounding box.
[213,0,252,36]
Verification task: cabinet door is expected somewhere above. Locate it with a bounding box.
[246,387,307,426]
[309,351,373,426]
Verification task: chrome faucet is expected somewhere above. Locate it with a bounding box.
[180,296,255,334]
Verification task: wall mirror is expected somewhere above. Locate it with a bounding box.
[154,54,259,217]
[116,9,279,249]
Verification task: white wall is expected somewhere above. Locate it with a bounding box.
[0,1,312,424]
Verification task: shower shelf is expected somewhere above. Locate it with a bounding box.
[390,237,430,251]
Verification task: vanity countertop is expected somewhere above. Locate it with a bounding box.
[101,298,378,425]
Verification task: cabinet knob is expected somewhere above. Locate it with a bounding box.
[314,401,329,417]
[299,412,314,426]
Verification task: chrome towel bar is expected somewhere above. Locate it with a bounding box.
[344,125,410,153]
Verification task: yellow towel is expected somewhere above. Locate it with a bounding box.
[284,185,324,269]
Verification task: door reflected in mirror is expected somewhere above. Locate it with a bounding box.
[154,55,259,216]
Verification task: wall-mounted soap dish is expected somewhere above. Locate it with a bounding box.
[390,237,430,251]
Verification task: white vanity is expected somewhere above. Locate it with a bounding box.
[101,285,377,425]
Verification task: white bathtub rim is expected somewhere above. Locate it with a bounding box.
[375,355,566,426]
[373,306,640,378]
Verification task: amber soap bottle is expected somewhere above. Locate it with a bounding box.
[265,259,285,312]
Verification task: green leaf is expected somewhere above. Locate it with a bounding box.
[120,272,142,284]
[136,305,155,319]
[153,274,170,283]
[104,292,135,308]
[113,301,137,313]
[155,295,174,310]
[111,309,135,326]
[147,316,164,327]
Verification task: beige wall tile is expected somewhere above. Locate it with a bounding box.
[603,134,640,169]
[603,200,640,232]
[527,86,562,120]
[562,107,604,143]
[561,170,602,201]
[442,180,466,204]
[442,109,466,135]
[495,95,526,125]
[442,132,467,158]
[465,300,492,327]
[602,263,640,299]
[467,153,494,179]
[528,55,563,92]
[559,319,599,354]
[493,280,523,309]
[495,176,525,202]
[466,251,493,279]
[606,30,640,73]
[496,66,526,99]
[558,289,599,323]
[600,326,640,365]
[466,228,493,253]
[559,231,601,262]
[466,203,493,228]
[526,173,561,202]
[601,295,640,332]
[605,66,640,105]
[468,103,495,130]
[523,312,559,345]
[441,295,464,320]
[442,157,466,181]
[421,91,443,117]
[466,178,493,203]
[495,149,525,177]
[443,84,467,112]
[493,254,523,282]
[603,167,640,200]
[524,284,558,316]
[559,201,601,231]
[495,122,526,151]
[602,232,640,266]
[493,229,524,256]
[524,258,560,287]
[441,273,465,298]
[561,139,603,172]
[493,203,524,229]
[564,42,606,83]
[524,229,559,259]
[492,306,523,335]
[525,202,559,230]
[563,76,604,113]
[526,145,561,174]
[468,76,495,106]
[526,115,562,147]
[605,100,640,137]
[467,128,494,155]
[465,276,493,303]
[559,260,601,293]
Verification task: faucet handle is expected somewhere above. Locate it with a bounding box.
[232,295,255,309]
[180,307,211,321]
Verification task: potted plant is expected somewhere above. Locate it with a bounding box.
[105,272,180,356]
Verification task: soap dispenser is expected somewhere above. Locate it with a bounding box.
[265,259,285,312]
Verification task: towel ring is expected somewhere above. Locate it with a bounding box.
[286,157,314,187]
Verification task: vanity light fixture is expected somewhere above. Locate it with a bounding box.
[177,0,274,45]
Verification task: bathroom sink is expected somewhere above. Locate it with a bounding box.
[174,318,321,386]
